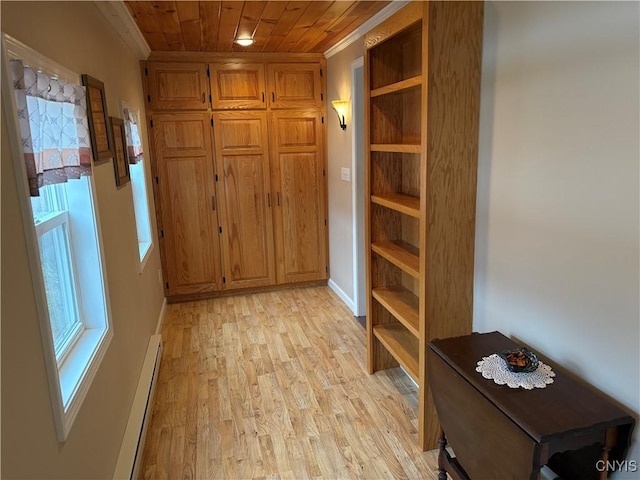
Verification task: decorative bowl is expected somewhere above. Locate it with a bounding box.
[498,347,539,373]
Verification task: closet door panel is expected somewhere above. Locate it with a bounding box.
[210,63,266,110]
[267,64,323,109]
[270,110,327,283]
[213,112,275,289]
[153,113,222,295]
[147,63,209,110]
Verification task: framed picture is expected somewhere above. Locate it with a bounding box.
[110,117,130,187]
[82,74,114,163]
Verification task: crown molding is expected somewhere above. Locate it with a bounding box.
[94,1,150,60]
[324,0,410,58]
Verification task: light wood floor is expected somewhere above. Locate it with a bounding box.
[139,286,442,479]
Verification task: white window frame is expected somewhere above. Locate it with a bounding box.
[1,33,113,442]
[32,187,84,363]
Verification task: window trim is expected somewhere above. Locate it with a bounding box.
[1,33,114,441]
[120,102,155,274]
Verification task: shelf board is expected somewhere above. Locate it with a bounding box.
[371,240,420,278]
[373,323,419,382]
[371,144,421,154]
[371,193,420,218]
[372,286,419,338]
[370,75,422,98]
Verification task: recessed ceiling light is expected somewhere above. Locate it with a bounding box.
[235,38,254,47]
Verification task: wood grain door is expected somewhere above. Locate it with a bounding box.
[152,113,222,296]
[147,62,209,110]
[270,110,327,283]
[213,112,275,289]
[267,64,323,109]
[209,63,267,110]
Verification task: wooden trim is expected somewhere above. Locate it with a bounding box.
[324,1,411,58]
[364,1,423,51]
[148,51,326,63]
[166,280,328,304]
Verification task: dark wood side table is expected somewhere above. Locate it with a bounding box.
[427,332,634,480]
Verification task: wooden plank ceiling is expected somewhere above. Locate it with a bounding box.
[124,1,391,53]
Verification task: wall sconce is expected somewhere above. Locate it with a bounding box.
[331,100,349,130]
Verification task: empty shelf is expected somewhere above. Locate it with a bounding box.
[371,193,420,218]
[373,323,419,382]
[370,144,421,154]
[370,75,422,98]
[371,240,419,278]
[372,286,419,338]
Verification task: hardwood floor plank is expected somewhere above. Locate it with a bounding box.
[139,286,442,479]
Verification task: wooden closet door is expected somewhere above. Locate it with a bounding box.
[209,63,266,110]
[267,64,323,109]
[270,110,327,284]
[147,63,209,110]
[213,112,276,289]
[153,113,222,296]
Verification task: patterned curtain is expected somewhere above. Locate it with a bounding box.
[122,106,144,164]
[11,59,92,196]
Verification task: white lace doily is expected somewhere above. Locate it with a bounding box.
[476,354,555,389]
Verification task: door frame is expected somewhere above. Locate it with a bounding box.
[351,57,366,317]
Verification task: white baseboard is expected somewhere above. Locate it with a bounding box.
[154,298,167,335]
[112,335,162,480]
[328,279,356,315]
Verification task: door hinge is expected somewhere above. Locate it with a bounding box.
[144,67,148,76]
[219,226,222,234]
[147,94,151,103]
[320,68,323,77]
[165,282,169,289]
[325,266,328,273]
[324,219,327,226]
[150,119,154,128]
[222,276,226,284]
[321,93,324,101]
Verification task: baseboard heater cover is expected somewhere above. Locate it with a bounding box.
[113,334,162,480]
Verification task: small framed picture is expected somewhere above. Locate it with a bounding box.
[82,74,114,163]
[110,117,130,187]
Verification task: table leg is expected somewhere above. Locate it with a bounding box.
[438,428,448,480]
[599,427,618,480]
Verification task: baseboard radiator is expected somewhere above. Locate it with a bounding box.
[113,334,162,480]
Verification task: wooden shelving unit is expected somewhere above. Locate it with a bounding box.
[364,1,484,450]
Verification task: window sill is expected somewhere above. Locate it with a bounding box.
[57,326,112,439]
[138,241,153,274]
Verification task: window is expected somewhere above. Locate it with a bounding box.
[3,34,112,441]
[31,183,83,361]
[122,104,154,270]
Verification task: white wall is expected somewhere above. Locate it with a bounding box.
[475,1,639,475]
[1,2,165,478]
[326,39,365,313]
